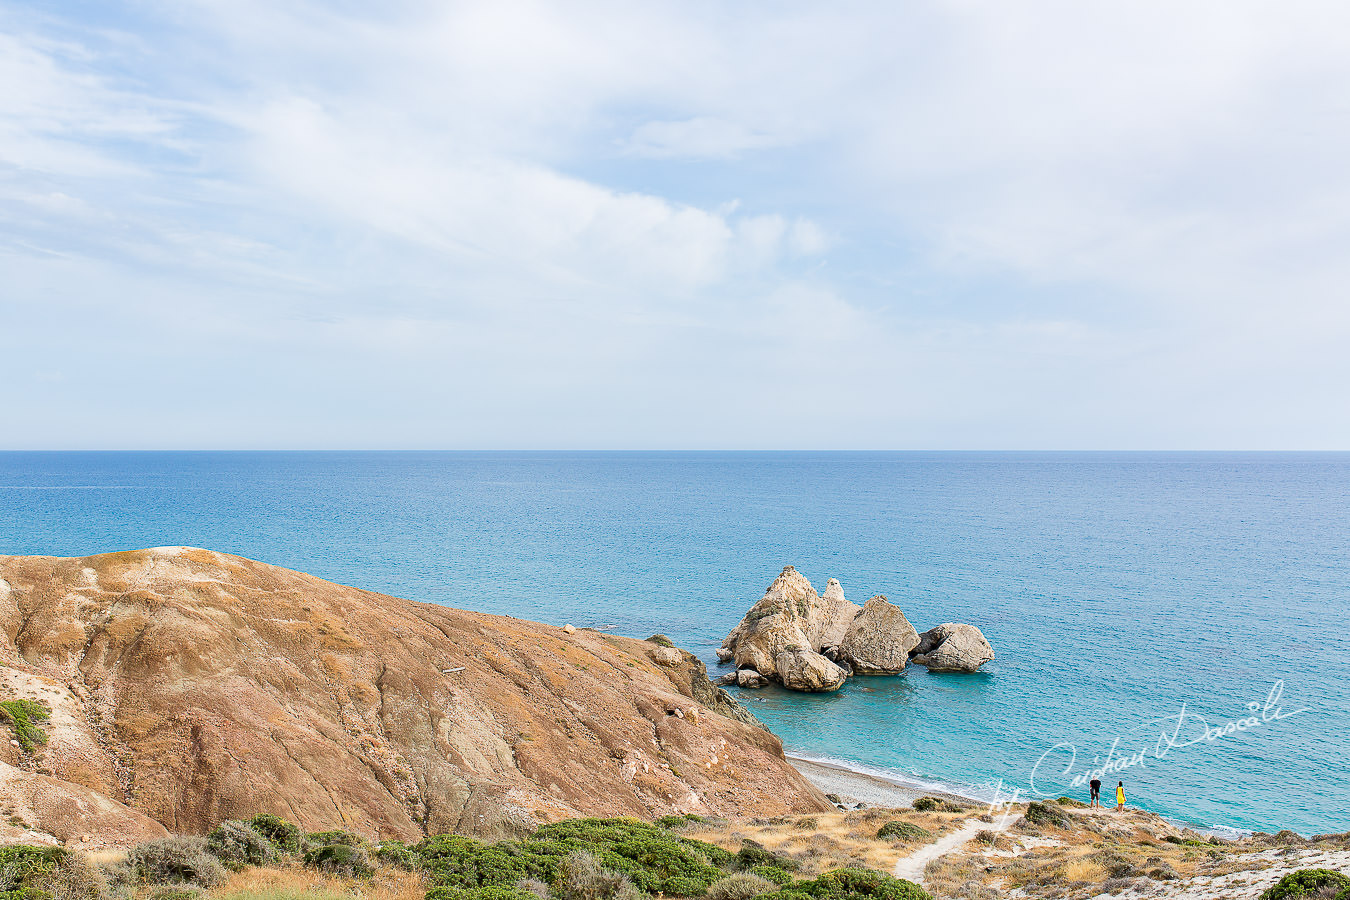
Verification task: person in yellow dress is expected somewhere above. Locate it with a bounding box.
[1115,781,1126,812]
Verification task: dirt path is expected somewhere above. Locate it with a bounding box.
[894,819,986,885]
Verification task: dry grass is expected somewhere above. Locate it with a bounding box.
[207,865,425,900]
[1060,859,1106,882]
[682,809,965,876]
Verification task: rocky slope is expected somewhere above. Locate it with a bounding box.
[0,548,830,847]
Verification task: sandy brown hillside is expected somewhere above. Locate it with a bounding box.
[0,548,829,847]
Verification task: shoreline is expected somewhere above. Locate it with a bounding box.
[786,753,986,810]
[785,752,1253,839]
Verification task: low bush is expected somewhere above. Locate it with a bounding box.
[910,798,956,814]
[655,815,705,830]
[0,700,50,754]
[306,831,367,850]
[1088,849,1138,879]
[1021,802,1070,829]
[374,841,421,871]
[755,868,930,900]
[749,867,794,887]
[419,818,751,899]
[125,837,226,889]
[144,889,200,900]
[205,821,276,870]
[1054,797,1087,808]
[875,822,931,842]
[302,844,374,879]
[1260,868,1350,900]
[427,887,543,900]
[1,846,65,900]
[516,878,551,900]
[735,842,797,873]
[248,815,303,855]
[40,852,107,900]
[555,851,640,900]
[706,873,777,900]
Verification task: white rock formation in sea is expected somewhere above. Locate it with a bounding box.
[910,623,995,673]
[775,648,848,692]
[837,595,921,674]
[720,568,995,689]
[720,566,856,678]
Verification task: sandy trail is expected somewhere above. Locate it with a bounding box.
[894,820,986,884]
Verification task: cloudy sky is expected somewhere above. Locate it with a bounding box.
[3,1,1348,449]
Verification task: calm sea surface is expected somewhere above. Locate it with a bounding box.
[1,452,1345,835]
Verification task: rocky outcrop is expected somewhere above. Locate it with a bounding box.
[837,596,920,674]
[774,649,847,692]
[0,548,832,846]
[911,623,995,673]
[0,761,168,849]
[814,579,861,652]
[720,569,995,690]
[720,566,857,678]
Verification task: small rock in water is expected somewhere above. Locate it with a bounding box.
[736,669,769,688]
[911,623,994,672]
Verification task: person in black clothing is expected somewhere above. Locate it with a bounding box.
[1089,776,1102,808]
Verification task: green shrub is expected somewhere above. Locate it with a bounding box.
[646,635,676,649]
[655,815,705,830]
[418,835,551,890]
[875,822,931,842]
[1021,801,1070,829]
[706,873,778,900]
[0,700,50,754]
[427,888,544,900]
[533,818,733,893]
[1260,869,1350,900]
[375,841,422,871]
[776,868,930,900]
[144,889,201,900]
[750,867,794,887]
[419,818,738,899]
[145,890,200,900]
[248,815,303,855]
[910,798,956,813]
[306,831,367,849]
[0,846,65,900]
[125,837,227,888]
[735,842,797,873]
[1055,797,1087,808]
[303,844,374,878]
[205,821,276,870]
[816,869,929,900]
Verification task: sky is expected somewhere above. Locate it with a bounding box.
[2,1,1349,450]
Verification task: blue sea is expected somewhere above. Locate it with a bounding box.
[1,452,1346,836]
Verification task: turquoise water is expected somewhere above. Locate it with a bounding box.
[1,451,1345,835]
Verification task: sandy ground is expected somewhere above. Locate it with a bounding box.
[1093,846,1350,900]
[787,755,980,810]
[893,820,986,884]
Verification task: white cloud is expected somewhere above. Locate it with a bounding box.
[2,0,1349,447]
